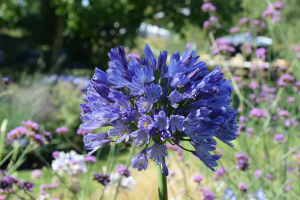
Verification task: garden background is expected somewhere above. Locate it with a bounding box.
[1,0,300,199]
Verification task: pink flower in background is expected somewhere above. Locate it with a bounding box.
[203,21,211,29]
[267,173,274,180]
[239,116,247,123]
[274,134,284,143]
[279,110,290,117]
[52,151,60,159]
[83,156,97,163]
[55,127,69,134]
[239,17,249,25]
[22,121,39,131]
[249,108,267,118]
[251,19,260,26]
[201,2,216,12]
[209,16,218,22]
[238,182,248,192]
[273,1,284,10]
[200,188,216,200]
[249,93,256,100]
[192,174,203,183]
[255,48,267,60]
[254,169,262,179]
[186,42,191,49]
[248,81,259,90]
[230,27,239,33]
[240,42,252,55]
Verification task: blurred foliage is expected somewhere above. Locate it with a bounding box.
[0,0,242,72]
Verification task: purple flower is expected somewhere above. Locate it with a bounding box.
[43,130,52,142]
[146,143,167,165]
[201,2,216,12]
[254,169,262,179]
[239,17,249,25]
[236,153,249,171]
[239,116,247,123]
[203,21,210,29]
[135,65,155,83]
[131,149,149,171]
[274,134,284,143]
[93,172,110,186]
[138,114,154,131]
[286,97,295,103]
[116,164,131,177]
[52,151,60,159]
[201,188,216,200]
[214,167,226,180]
[22,121,39,131]
[7,127,27,141]
[256,48,267,60]
[273,1,284,10]
[109,121,133,143]
[249,108,267,118]
[144,83,162,103]
[55,127,69,134]
[2,77,8,85]
[239,182,248,192]
[192,174,203,183]
[131,129,149,146]
[40,183,58,191]
[279,110,290,117]
[18,180,35,192]
[163,60,183,78]
[153,111,169,131]
[135,97,153,113]
[169,115,184,133]
[33,134,45,146]
[230,27,239,34]
[83,156,97,163]
[284,185,291,191]
[186,43,191,49]
[31,169,42,179]
[168,90,183,108]
[267,173,274,180]
[84,133,111,156]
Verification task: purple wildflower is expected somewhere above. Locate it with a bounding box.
[254,169,262,179]
[201,188,216,200]
[18,180,35,192]
[116,164,131,177]
[93,172,110,186]
[201,2,216,12]
[249,108,267,118]
[255,48,267,60]
[236,153,249,171]
[230,27,239,34]
[274,134,284,143]
[2,77,8,85]
[239,17,249,25]
[192,174,203,183]
[239,182,248,192]
[52,151,60,159]
[55,127,69,134]
[83,156,97,163]
[22,121,39,131]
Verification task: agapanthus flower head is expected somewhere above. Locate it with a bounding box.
[115,164,131,177]
[192,174,203,183]
[18,180,35,192]
[249,108,267,118]
[80,44,238,176]
[238,17,249,25]
[255,48,267,60]
[230,27,239,34]
[236,153,249,171]
[22,121,39,132]
[238,182,248,192]
[201,2,216,12]
[2,77,8,85]
[93,172,110,186]
[55,127,69,134]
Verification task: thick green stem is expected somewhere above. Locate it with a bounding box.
[156,160,168,200]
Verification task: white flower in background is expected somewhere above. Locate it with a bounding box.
[108,173,136,190]
[51,150,87,176]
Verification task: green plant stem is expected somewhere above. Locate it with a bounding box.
[0,119,8,161]
[113,143,135,200]
[156,158,168,200]
[8,145,33,174]
[0,149,14,167]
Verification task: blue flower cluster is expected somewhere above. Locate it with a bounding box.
[80,44,238,176]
